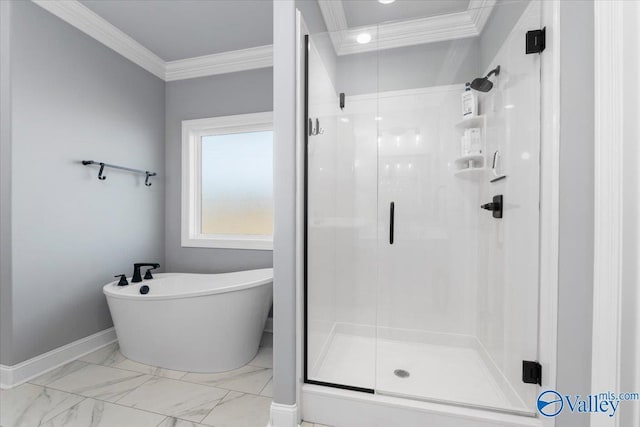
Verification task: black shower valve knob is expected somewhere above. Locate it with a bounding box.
[481,195,503,218]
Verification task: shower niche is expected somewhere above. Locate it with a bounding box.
[303,0,543,418]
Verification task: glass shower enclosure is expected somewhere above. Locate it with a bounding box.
[304,0,542,415]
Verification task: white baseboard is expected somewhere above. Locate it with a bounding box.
[0,327,117,389]
[267,402,300,427]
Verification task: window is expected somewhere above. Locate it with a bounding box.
[182,112,273,250]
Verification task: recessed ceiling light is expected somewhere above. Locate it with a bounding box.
[378,0,396,4]
[356,32,372,44]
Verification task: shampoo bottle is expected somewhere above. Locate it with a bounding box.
[461,83,477,119]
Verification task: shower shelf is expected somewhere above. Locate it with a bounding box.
[454,154,484,167]
[453,115,486,179]
[454,167,487,180]
[454,115,486,129]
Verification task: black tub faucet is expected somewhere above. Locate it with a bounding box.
[132,263,160,283]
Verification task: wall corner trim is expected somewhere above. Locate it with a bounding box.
[591,2,625,425]
[538,4,561,426]
[0,327,117,389]
[268,402,300,427]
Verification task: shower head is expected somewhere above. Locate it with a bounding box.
[470,77,493,92]
[470,65,501,92]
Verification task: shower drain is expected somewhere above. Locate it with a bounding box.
[394,369,410,378]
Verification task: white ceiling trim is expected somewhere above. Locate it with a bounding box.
[468,0,497,32]
[317,0,348,56]
[318,0,496,56]
[31,0,272,81]
[165,45,273,81]
[338,12,479,55]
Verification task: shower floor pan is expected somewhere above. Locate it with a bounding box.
[309,323,531,415]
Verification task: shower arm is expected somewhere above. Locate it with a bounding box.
[486,65,501,79]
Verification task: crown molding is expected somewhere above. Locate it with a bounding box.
[31,0,272,81]
[32,0,165,79]
[165,45,273,81]
[338,12,478,55]
[318,0,496,56]
[317,0,347,54]
[468,0,497,33]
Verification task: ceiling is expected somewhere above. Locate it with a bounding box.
[77,0,493,61]
[80,0,273,61]
[342,0,471,28]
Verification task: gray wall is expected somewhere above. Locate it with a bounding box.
[297,0,480,96]
[295,0,326,35]
[5,0,165,365]
[273,0,298,407]
[337,38,480,95]
[297,0,531,97]
[556,2,594,427]
[0,1,13,366]
[478,0,530,73]
[620,4,640,425]
[336,0,531,96]
[164,70,274,274]
[296,0,337,88]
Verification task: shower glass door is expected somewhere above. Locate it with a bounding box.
[374,0,542,414]
[305,0,542,414]
[305,31,379,391]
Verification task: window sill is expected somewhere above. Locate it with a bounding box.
[181,236,273,250]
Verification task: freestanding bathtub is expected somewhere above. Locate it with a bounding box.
[103,268,273,372]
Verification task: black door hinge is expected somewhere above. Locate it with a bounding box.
[526,27,546,54]
[523,360,542,385]
[340,92,345,110]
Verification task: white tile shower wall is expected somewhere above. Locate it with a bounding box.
[307,31,482,367]
[343,87,479,336]
[475,0,542,410]
[333,111,378,327]
[375,87,479,335]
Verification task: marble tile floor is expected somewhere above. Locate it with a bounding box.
[0,343,277,427]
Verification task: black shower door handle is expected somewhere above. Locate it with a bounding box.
[389,201,395,245]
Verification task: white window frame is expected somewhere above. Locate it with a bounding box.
[181,111,273,250]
